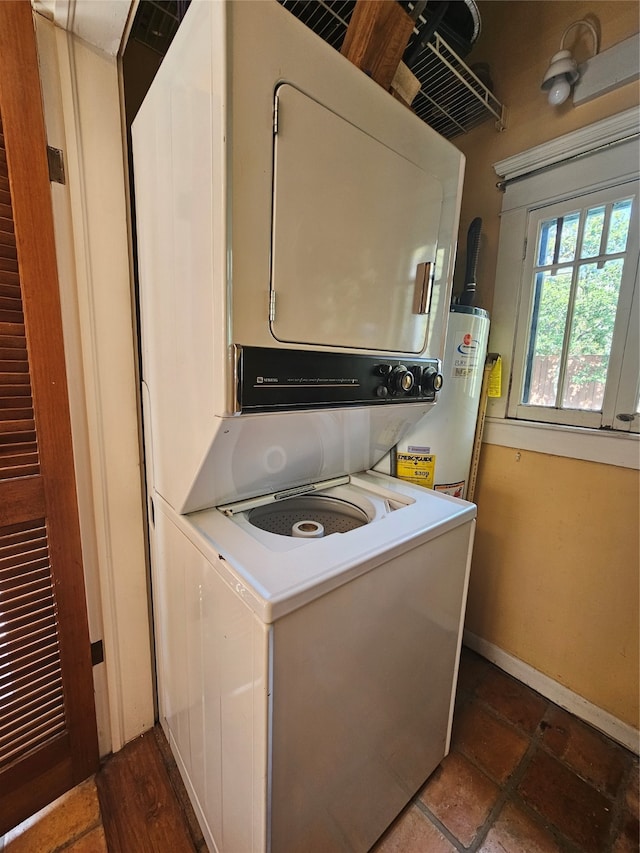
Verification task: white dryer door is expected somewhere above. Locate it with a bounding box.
[270,83,443,354]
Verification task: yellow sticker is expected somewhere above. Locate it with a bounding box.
[396,453,436,488]
[488,355,502,398]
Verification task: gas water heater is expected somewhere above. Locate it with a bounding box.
[389,304,490,499]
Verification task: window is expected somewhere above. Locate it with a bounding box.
[487,110,640,458]
[509,181,639,431]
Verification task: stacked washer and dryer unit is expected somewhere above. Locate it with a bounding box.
[133,2,476,851]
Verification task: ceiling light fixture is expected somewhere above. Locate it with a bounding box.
[541,19,600,106]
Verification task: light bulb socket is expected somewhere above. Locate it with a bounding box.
[541,49,580,91]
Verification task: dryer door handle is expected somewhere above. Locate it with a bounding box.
[413,261,434,315]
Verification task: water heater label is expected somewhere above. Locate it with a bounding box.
[451,331,482,378]
[435,481,465,499]
[396,453,435,488]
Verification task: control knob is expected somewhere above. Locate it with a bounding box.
[420,366,444,397]
[389,365,414,396]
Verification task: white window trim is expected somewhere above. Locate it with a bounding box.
[483,417,639,470]
[487,108,640,469]
[494,108,639,186]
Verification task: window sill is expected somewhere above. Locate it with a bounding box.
[483,417,639,470]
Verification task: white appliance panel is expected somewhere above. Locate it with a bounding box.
[133,0,466,512]
[153,505,269,853]
[270,521,472,851]
[151,478,475,853]
[228,0,464,357]
[134,0,228,511]
[271,84,443,353]
[188,470,476,622]
[135,3,475,850]
[182,405,433,513]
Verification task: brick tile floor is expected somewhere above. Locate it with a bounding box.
[373,648,639,852]
[3,648,638,852]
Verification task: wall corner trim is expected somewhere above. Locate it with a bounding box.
[50,25,155,753]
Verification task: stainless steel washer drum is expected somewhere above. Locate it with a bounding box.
[248,496,369,537]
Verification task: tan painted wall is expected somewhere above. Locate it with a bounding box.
[454,2,640,729]
[467,446,639,727]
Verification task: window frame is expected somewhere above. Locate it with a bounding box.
[508,179,639,431]
[487,108,640,466]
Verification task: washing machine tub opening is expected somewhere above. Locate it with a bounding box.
[248,495,369,537]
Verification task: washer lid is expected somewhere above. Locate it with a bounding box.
[182,404,435,513]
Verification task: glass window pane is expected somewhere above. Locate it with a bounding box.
[561,259,623,410]
[580,205,605,258]
[538,218,557,266]
[558,212,580,262]
[606,198,632,253]
[523,269,571,405]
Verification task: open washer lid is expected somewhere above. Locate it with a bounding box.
[182,403,435,513]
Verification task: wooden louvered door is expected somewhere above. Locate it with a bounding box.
[0,1,98,834]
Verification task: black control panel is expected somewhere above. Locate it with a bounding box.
[237,346,443,412]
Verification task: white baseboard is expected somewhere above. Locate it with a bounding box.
[463,631,640,755]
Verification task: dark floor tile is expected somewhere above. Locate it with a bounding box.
[540,705,632,798]
[372,804,457,853]
[625,757,639,820]
[475,667,548,734]
[478,801,563,853]
[419,751,500,848]
[456,647,494,697]
[518,749,614,853]
[612,809,640,853]
[452,700,529,785]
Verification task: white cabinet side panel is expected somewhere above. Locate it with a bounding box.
[152,507,191,767]
[153,504,268,853]
[132,0,228,511]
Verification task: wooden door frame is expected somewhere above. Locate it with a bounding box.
[0,0,99,830]
[33,7,156,753]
